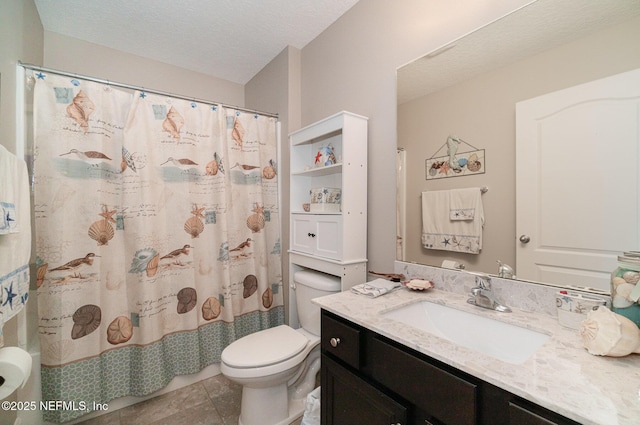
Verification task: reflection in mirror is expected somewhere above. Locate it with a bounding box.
[396,0,640,291]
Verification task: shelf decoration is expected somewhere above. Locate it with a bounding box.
[314,143,337,167]
[425,136,485,180]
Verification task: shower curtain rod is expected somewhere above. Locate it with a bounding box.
[18,61,279,119]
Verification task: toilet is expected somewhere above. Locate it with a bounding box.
[221,269,341,425]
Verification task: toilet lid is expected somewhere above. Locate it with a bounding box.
[221,325,308,368]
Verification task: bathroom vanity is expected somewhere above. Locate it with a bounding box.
[315,288,640,425]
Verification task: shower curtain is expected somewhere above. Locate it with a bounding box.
[32,72,283,423]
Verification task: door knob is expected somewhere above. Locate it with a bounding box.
[330,337,340,347]
[519,235,530,243]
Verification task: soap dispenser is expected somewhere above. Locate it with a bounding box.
[496,260,515,279]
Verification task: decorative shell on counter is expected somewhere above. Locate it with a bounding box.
[403,279,434,291]
[579,306,640,357]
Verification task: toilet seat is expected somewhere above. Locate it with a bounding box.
[222,325,308,368]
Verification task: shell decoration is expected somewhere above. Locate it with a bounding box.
[177,287,197,314]
[145,254,160,277]
[262,159,277,179]
[262,288,273,308]
[71,304,102,340]
[206,153,225,175]
[202,297,222,321]
[36,263,48,288]
[467,153,482,172]
[162,106,184,140]
[121,146,137,173]
[206,159,219,176]
[66,90,95,132]
[88,219,115,246]
[623,271,640,284]
[243,275,258,298]
[107,316,133,345]
[246,203,265,233]
[184,216,204,238]
[184,204,205,238]
[232,118,245,147]
[580,306,640,357]
[45,339,74,364]
[129,248,159,274]
[88,205,117,246]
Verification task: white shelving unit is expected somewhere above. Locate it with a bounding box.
[288,111,368,326]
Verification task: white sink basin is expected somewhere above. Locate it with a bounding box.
[382,301,549,364]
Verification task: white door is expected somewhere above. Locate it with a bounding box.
[516,68,640,291]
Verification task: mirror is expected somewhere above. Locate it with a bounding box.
[396,0,640,289]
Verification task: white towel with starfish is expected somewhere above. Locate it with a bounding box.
[449,187,481,221]
[421,189,484,254]
[0,145,32,340]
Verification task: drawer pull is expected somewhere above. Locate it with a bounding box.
[308,232,316,237]
[330,337,341,347]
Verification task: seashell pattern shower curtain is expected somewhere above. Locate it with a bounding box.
[32,73,283,423]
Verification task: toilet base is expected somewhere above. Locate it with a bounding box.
[238,395,304,425]
[236,350,320,425]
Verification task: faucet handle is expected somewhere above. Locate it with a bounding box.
[475,274,491,289]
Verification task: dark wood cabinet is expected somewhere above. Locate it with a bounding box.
[322,354,407,425]
[321,310,581,425]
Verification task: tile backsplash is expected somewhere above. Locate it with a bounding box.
[394,261,609,317]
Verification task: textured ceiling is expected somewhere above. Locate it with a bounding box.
[35,0,360,84]
[398,0,640,104]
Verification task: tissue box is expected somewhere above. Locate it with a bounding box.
[556,291,609,329]
[310,187,341,213]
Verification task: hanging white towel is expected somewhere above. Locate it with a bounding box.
[449,187,481,221]
[0,145,32,341]
[0,146,22,235]
[421,189,484,254]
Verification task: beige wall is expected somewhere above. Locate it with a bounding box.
[299,0,534,274]
[0,0,43,154]
[245,45,302,322]
[398,16,640,274]
[43,32,245,107]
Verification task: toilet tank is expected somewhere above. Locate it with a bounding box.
[294,270,341,335]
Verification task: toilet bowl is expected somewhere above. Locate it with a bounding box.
[220,270,340,425]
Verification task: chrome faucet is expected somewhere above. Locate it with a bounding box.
[467,274,511,313]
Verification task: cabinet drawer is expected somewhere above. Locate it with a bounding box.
[369,335,477,425]
[508,401,581,425]
[321,312,361,370]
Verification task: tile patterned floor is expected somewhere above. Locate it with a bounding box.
[76,374,241,425]
[75,374,304,425]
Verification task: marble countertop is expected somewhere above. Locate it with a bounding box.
[313,287,640,425]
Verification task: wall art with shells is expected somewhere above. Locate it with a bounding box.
[425,136,485,180]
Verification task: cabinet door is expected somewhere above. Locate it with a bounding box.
[292,214,315,254]
[368,335,477,425]
[291,214,343,260]
[322,354,407,425]
[314,215,342,260]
